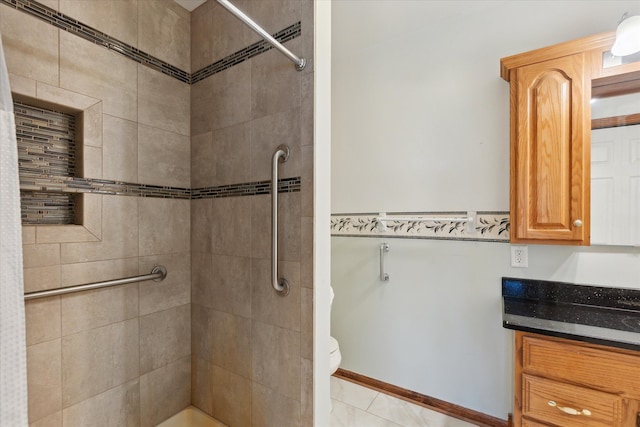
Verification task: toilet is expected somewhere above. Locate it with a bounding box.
[329,286,342,375]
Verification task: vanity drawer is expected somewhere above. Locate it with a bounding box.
[521,335,640,398]
[522,374,623,427]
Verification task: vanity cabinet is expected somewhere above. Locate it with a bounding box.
[501,32,640,245]
[514,331,640,427]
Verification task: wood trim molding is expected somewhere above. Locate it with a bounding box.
[592,113,640,130]
[500,31,615,82]
[333,368,511,427]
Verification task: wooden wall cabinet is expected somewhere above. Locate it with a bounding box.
[501,32,640,245]
[514,331,640,427]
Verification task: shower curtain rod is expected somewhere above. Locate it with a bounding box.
[216,0,306,71]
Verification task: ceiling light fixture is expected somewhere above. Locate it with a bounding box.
[611,13,640,57]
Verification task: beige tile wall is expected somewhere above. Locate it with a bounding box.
[1,1,192,426]
[190,1,315,426]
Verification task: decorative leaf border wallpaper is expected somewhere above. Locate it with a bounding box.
[331,212,510,242]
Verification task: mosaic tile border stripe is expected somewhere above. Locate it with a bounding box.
[19,174,300,200]
[331,212,511,242]
[1,0,302,84]
[1,0,189,82]
[191,22,302,84]
[191,177,301,198]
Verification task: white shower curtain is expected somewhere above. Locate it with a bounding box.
[0,33,28,426]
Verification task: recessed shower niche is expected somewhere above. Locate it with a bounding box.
[11,79,104,244]
[15,101,80,225]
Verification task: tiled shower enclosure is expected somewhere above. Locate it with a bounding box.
[0,0,315,425]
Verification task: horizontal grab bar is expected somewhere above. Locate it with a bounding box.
[24,265,167,301]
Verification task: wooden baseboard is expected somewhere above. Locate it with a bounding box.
[333,368,509,427]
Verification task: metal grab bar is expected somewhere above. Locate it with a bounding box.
[272,145,290,296]
[24,265,167,301]
[380,243,389,281]
[216,0,306,71]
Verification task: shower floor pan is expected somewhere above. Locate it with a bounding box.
[156,406,226,427]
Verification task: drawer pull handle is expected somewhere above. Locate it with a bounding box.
[548,401,592,416]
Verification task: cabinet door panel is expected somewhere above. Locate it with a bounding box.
[512,53,590,244]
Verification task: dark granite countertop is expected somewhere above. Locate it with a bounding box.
[502,277,640,351]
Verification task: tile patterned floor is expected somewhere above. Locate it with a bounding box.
[330,377,478,427]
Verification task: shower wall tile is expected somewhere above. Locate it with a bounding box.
[140,356,191,427]
[300,0,314,75]
[211,196,251,257]
[301,357,313,426]
[208,61,252,131]
[81,145,103,179]
[102,114,138,183]
[60,283,138,336]
[191,355,214,416]
[300,287,313,360]
[249,0,301,44]
[62,379,140,427]
[191,132,213,188]
[138,124,190,188]
[59,0,138,48]
[301,73,314,147]
[0,6,59,86]
[250,39,302,121]
[191,303,213,362]
[190,191,213,252]
[59,31,138,121]
[35,225,100,245]
[139,304,191,374]
[300,216,313,289]
[191,252,214,310]
[251,382,301,427]
[82,102,103,149]
[191,0,212,72]
[139,198,190,256]
[301,145,313,218]
[27,339,62,423]
[250,108,301,182]
[23,265,61,293]
[60,258,138,287]
[9,73,37,98]
[138,65,190,137]
[211,310,252,379]
[251,320,301,400]
[251,258,301,332]
[22,226,36,245]
[251,193,301,261]
[61,319,139,407]
[210,0,253,64]
[190,77,215,135]
[138,0,191,73]
[35,81,101,112]
[25,297,61,347]
[22,244,60,269]
[211,365,252,427]
[138,253,191,316]
[211,254,251,318]
[60,195,139,264]
[210,122,251,187]
[29,411,61,427]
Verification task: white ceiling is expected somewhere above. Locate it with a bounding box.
[174,0,207,12]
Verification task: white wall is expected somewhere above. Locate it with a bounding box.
[331,0,640,420]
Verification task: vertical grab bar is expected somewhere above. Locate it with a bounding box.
[272,145,291,296]
[380,243,390,281]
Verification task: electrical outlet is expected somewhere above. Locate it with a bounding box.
[510,245,528,268]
